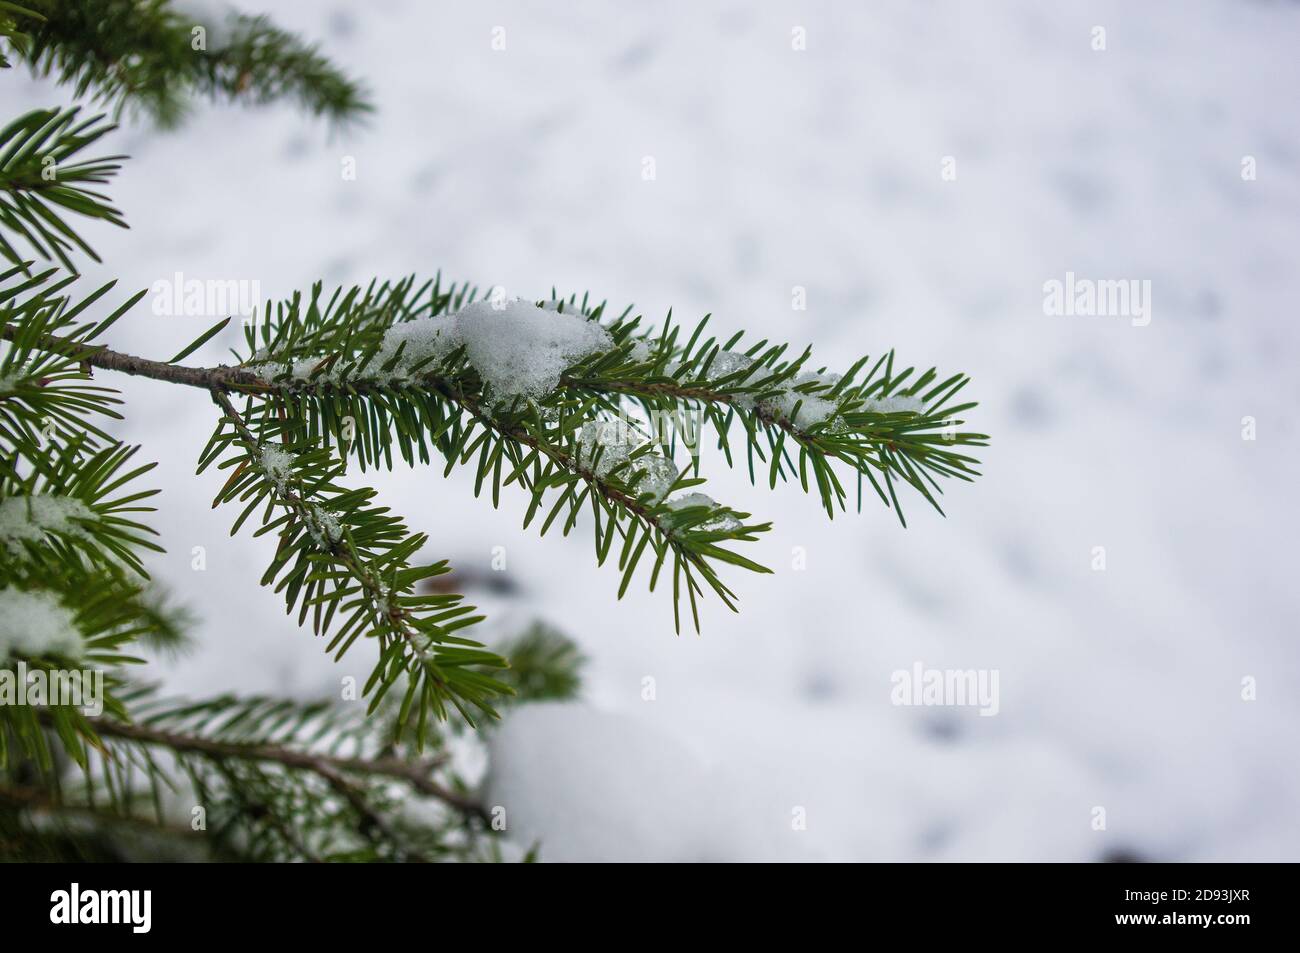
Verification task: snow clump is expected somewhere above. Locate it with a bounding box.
[0,494,95,551]
[0,589,84,659]
[259,444,295,486]
[758,370,842,427]
[373,297,612,402]
[575,419,679,502]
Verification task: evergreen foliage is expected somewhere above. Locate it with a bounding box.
[0,1,985,861]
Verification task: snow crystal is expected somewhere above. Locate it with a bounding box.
[316,508,342,542]
[574,419,634,478]
[664,491,717,513]
[759,370,842,428]
[306,506,343,548]
[0,589,84,659]
[703,350,762,409]
[707,349,758,381]
[259,444,295,485]
[627,339,657,363]
[628,454,679,503]
[248,357,331,384]
[574,420,678,500]
[862,394,927,414]
[749,370,926,425]
[0,494,95,550]
[372,313,461,382]
[663,491,740,532]
[288,357,327,381]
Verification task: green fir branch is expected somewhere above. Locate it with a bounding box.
[10,0,371,127]
[0,107,126,271]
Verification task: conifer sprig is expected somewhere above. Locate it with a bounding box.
[223,277,984,620]
[558,313,988,526]
[0,262,144,446]
[0,107,125,271]
[8,0,371,127]
[23,689,494,862]
[202,388,512,739]
[229,279,986,526]
[5,267,986,639]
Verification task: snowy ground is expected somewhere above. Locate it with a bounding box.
[3,0,1298,861]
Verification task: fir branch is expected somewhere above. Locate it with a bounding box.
[0,264,143,449]
[1,271,987,633]
[2,315,775,632]
[11,687,504,862]
[73,713,484,820]
[204,387,512,735]
[0,107,126,272]
[11,0,371,127]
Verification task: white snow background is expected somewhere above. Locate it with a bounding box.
[2,0,1297,861]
